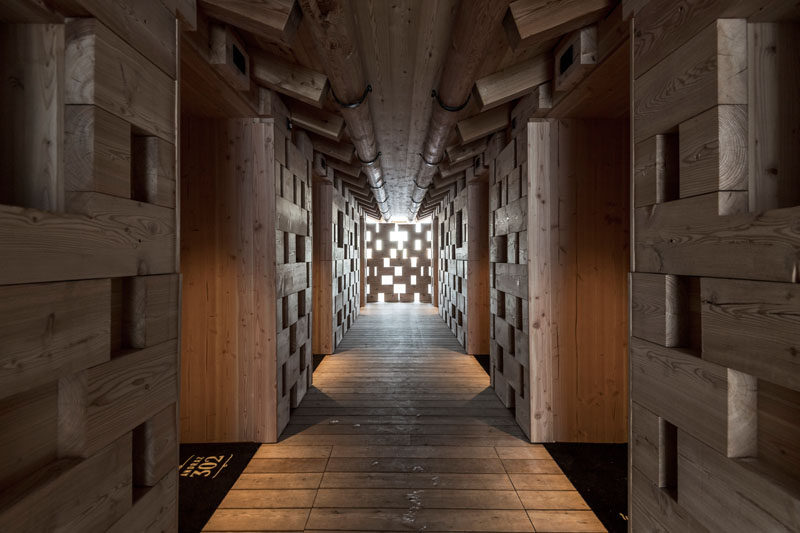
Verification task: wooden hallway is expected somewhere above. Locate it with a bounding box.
[203,303,605,532]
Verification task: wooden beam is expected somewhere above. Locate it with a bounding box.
[440,158,474,178]
[326,157,361,178]
[446,137,488,164]
[457,104,511,144]
[209,23,250,91]
[198,0,300,43]
[474,55,552,111]
[251,52,328,108]
[504,0,613,50]
[288,102,344,141]
[310,133,353,163]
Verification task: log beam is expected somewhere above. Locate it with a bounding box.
[504,0,612,50]
[457,104,511,144]
[198,0,301,44]
[408,0,508,218]
[251,52,329,108]
[473,55,552,110]
[298,0,391,218]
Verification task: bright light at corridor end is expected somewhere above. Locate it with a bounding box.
[366,215,431,224]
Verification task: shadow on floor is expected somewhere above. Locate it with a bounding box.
[545,443,628,533]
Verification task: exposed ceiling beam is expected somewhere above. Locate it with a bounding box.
[288,101,344,141]
[298,0,391,219]
[504,0,613,50]
[440,158,473,179]
[198,0,301,43]
[446,137,488,165]
[310,134,353,164]
[251,52,329,108]
[457,104,510,144]
[326,157,361,178]
[408,0,508,219]
[473,54,552,110]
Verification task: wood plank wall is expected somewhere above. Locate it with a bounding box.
[0,2,182,529]
[436,178,491,354]
[628,0,800,530]
[312,175,361,355]
[180,109,312,442]
[366,222,432,303]
[526,119,629,443]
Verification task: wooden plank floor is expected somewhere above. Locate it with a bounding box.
[203,303,606,532]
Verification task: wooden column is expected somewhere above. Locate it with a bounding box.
[432,214,439,308]
[466,178,490,354]
[312,175,334,355]
[359,213,366,307]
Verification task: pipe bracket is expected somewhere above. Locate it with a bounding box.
[418,152,441,167]
[331,84,372,109]
[413,178,429,191]
[431,89,470,112]
[357,151,381,166]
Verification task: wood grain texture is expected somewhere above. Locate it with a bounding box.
[65,18,175,142]
[199,0,300,43]
[252,52,328,108]
[633,19,747,143]
[0,23,64,212]
[474,55,552,111]
[203,303,601,532]
[505,0,612,50]
[0,279,110,400]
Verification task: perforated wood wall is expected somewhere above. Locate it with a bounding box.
[313,176,361,355]
[0,3,183,530]
[366,222,432,303]
[629,1,800,530]
[436,178,490,354]
[488,130,532,437]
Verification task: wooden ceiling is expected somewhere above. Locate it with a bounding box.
[189,0,618,220]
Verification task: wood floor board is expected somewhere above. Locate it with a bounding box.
[204,304,604,533]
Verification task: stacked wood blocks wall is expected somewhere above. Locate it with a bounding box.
[181,110,311,442]
[436,179,491,354]
[275,128,314,435]
[366,222,432,303]
[312,176,361,354]
[331,179,360,347]
[630,1,800,530]
[0,5,180,531]
[488,130,532,437]
[437,182,469,346]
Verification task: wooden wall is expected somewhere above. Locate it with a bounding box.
[312,174,361,355]
[366,222,432,303]
[526,119,629,443]
[0,1,186,529]
[488,125,534,437]
[436,178,490,354]
[180,107,312,442]
[628,0,800,530]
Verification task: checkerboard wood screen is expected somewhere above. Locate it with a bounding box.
[0,6,181,530]
[366,222,432,303]
[629,1,800,530]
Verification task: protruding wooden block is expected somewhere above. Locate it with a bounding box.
[0,434,132,532]
[133,403,176,487]
[60,340,177,457]
[631,273,682,347]
[65,105,131,198]
[679,105,747,198]
[702,278,800,391]
[634,134,678,207]
[123,275,180,350]
[209,24,250,91]
[554,26,597,93]
[65,18,175,142]
[0,279,110,400]
[634,19,747,143]
[132,136,176,208]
